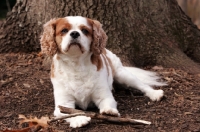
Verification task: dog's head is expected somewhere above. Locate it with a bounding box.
[40,16,107,57]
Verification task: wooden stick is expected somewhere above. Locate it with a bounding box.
[48,113,86,124]
[58,105,151,125]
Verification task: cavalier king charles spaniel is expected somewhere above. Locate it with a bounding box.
[40,16,166,128]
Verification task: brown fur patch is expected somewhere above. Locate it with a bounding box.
[55,18,72,36]
[54,18,72,53]
[87,18,108,56]
[79,24,92,37]
[102,49,115,76]
[51,62,55,78]
[55,18,71,52]
[56,55,60,60]
[40,18,72,56]
[86,18,93,27]
[55,36,62,51]
[91,54,103,71]
[102,54,109,76]
[40,19,58,56]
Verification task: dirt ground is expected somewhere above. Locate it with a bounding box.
[0,52,200,132]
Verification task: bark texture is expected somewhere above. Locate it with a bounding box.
[0,0,200,73]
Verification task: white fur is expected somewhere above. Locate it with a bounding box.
[50,16,166,128]
[105,50,166,101]
[124,67,166,86]
[60,16,92,56]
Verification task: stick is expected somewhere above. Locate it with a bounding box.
[48,113,86,124]
[58,105,151,125]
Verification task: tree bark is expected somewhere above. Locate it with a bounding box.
[0,0,200,73]
[177,0,200,28]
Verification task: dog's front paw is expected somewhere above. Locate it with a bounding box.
[146,89,164,101]
[100,107,120,116]
[66,116,91,128]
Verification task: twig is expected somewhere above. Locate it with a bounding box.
[48,113,86,124]
[58,105,151,125]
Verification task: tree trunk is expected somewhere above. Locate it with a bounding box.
[0,0,200,73]
[177,0,200,28]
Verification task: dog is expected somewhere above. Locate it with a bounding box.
[40,16,166,128]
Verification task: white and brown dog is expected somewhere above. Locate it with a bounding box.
[40,16,166,128]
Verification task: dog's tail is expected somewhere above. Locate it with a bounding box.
[114,66,167,101]
[105,49,166,101]
[124,67,167,87]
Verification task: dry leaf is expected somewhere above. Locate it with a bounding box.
[22,83,30,88]
[19,114,50,128]
[2,115,52,132]
[152,66,164,70]
[164,77,173,82]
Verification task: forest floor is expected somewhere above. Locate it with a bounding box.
[0,53,200,132]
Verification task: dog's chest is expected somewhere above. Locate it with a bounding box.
[56,63,99,105]
[64,68,97,91]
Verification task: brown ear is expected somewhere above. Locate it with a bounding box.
[91,20,108,55]
[40,19,58,56]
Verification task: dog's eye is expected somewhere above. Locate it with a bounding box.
[61,28,68,34]
[81,29,89,35]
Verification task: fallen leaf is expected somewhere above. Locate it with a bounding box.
[22,83,30,88]
[19,114,50,128]
[152,66,164,70]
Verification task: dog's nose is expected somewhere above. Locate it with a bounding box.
[70,31,80,39]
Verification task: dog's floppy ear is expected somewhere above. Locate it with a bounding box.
[40,18,58,56]
[91,20,108,55]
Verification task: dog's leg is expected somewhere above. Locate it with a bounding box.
[114,67,164,101]
[53,94,91,128]
[52,81,91,128]
[92,87,120,116]
[53,94,75,118]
